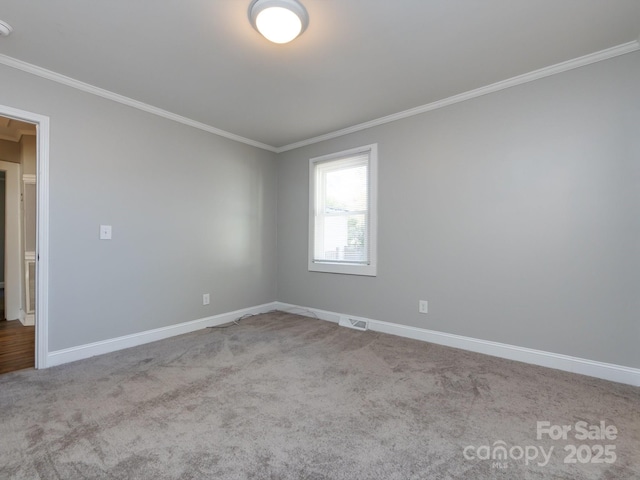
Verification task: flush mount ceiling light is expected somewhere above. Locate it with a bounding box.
[249,0,309,44]
[0,20,13,37]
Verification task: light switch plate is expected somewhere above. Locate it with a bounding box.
[100,225,112,240]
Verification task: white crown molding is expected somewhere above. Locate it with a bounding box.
[1,40,638,154]
[274,302,640,387]
[0,54,278,153]
[275,40,640,152]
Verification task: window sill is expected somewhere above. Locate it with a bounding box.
[308,261,377,277]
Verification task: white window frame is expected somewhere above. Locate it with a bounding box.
[308,144,378,276]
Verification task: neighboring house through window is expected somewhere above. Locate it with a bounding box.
[308,144,377,276]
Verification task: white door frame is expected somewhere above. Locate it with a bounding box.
[0,104,49,369]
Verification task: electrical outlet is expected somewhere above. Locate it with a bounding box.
[419,300,428,314]
[202,293,210,305]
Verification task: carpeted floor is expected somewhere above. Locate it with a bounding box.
[0,311,638,479]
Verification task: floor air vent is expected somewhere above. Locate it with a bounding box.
[339,316,369,331]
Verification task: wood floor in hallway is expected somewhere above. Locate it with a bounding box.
[0,319,35,374]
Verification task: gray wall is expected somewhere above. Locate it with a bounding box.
[1,50,637,369]
[0,64,278,351]
[277,52,640,369]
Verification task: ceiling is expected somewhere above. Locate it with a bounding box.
[0,116,36,142]
[0,1,639,150]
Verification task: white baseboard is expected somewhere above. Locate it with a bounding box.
[45,301,640,387]
[18,309,35,326]
[274,302,640,387]
[46,302,279,368]
[21,313,35,327]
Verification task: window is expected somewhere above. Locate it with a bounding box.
[309,144,377,276]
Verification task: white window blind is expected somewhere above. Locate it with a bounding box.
[309,144,377,276]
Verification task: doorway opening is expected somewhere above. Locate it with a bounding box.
[0,117,36,372]
[0,105,49,372]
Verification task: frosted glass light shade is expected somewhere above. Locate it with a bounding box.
[0,20,13,37]
[249,0,309,44]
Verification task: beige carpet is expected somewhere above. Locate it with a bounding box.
[1,311,638,479]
